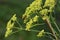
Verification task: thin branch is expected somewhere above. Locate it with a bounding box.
[31,23,45,27]
[51,16,60,33]
[12,27,55,38]
[45,35,55,40]
[16,20,23,28]
[45,18,58,40]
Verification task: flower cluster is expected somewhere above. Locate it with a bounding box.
[37,30,45,37]
[25,19,33,31]
[22,0,56,37]
[22,0,42,22]
[39,9,49,20]
[22,0,56,21]
[33,15,39,22]
[4,0,56,38]
[25,15,39,31]
[5,14,17,37]
[40,0,56,20]
[43,0,56,12]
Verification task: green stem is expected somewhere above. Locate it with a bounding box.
[51,16,60,33]
[16,20,23,28]
[12,27,55,39]
[45,18,58,40]
[31,23,45,27]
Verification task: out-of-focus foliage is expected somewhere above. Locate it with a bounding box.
[0,0,60,40]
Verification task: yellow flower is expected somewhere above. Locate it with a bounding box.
[5,30,12,37]
[40,9,48,15]
[43,0,55,8]
[33,15,39,22]
[37,30,45,37]
[43,0,56,13]
[22,0,42,20]
[39,9,49,20]
[25,15,39,31]
[42,16,49,20]
[11,14,17,21]
[5,14,17,37]
[25,19,33,31]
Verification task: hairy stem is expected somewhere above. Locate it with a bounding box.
[45,18,58,40]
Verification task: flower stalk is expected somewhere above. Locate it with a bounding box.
[45,18,58,40]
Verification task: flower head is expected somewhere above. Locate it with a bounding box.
[37,30,45,37]
[22,0,42,21]
[5,14,17,37]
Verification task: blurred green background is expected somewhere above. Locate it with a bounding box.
[0,0,60,40]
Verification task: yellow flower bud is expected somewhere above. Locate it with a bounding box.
[22,0,42,20]
[33,15,39,22]
[40,9,48,15]
[43,0,55,8]
[5,30,12,37]
[25,19,33,31]
[37,30,45,37]
[5,14,17,37]
[11,14,17,21]
[42,16,49,20]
